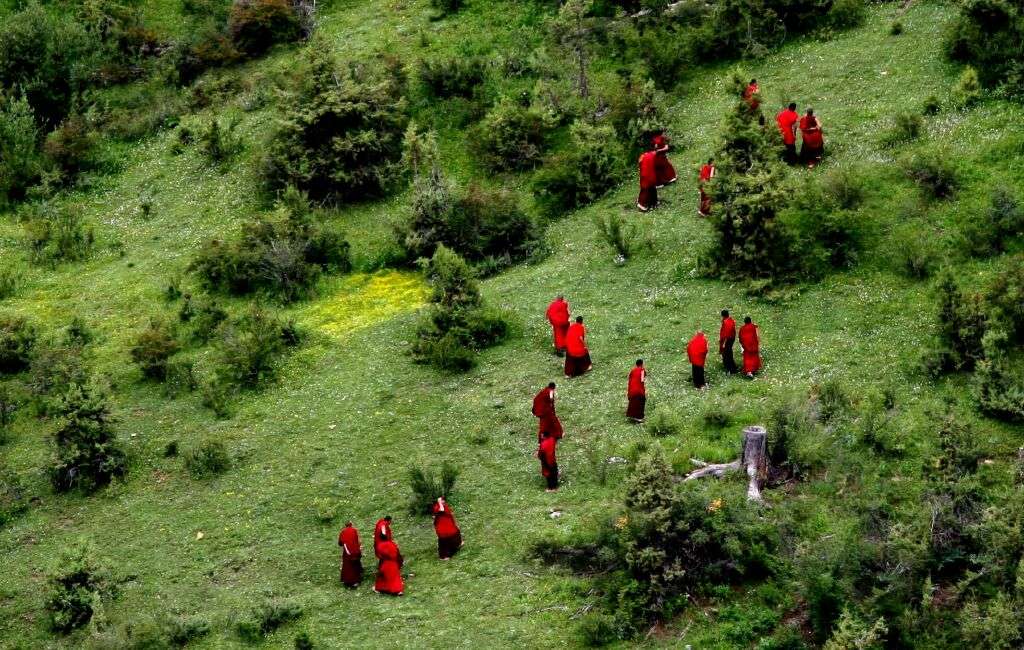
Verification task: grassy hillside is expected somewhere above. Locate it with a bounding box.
[2,0,1024,648]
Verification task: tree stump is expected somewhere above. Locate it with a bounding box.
[683,425,769,502]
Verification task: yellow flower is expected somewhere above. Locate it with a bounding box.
[615,515,629,529]
[707,498,723,513]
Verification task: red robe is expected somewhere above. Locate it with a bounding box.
[626,366,646,419]
[374,540,404,595]
[743,83,760,109]
[719,317,736,353]
[739,323,761,374]
[538,435,558,478]
[687,334,708,367]
[432,500,461,539]
[545,298,570,352]
[532,387,563,441]
[776,109,798,145]
[566,323,587,357]
[652,135,676,187]
[698,164,715,215]
[799,115,824,150]
[637,151,658,209]
[373,518,390,559]
[339,525,363,586]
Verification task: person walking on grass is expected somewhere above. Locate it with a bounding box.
[739,316,762,378]
[637,148,659,212]
[800,108,825,168]
[545,295,570,357]
[373,532,404,596]
[538,430,559,492]
[776,102,799,164]
[626,359,647,423]
[719,309,738,374]
[532,382,563,442]
[338,521,363,588]
[431,497,463,560]
[687,329,709,390]
[652,133,677,188]
[373,515,392,559]
[564,316,592,378]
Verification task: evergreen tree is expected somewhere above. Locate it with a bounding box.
[49,383,126,493]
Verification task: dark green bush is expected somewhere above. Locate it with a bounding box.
[166,24,241,86]
[130,320,181,381]
[199,117,243,166]
[262,46,408,203]
[783,173,868,272]
[22,202,94,264]
[228,0,301,57]
[647,409,682,437]
[953,66,984,106]
[179,294,229,342]
[577,613,617,647]
[923,95,941,115]
[201,379,234,419]
[43,116,97,181]
[408,461,459,514]
[418,56,486,99]
[816,379,851,421]
[0,463,28,527]
[236,599,303,642]
[185,440,231,479]
[164,358,199,398]
[0,314,37,374]
[45,540,116,633]
[49,384,127,493]
[890,21,903,36]
[880,111,923,147]
[294,631,314,650]
[902,150,958,199]
[26,342,88,410]
[595,213,638,261]
[473,98,548,172]
[214,305,296,388]
[532,121,624,216]
[929,270,988,373]
[0,268,20,300]
[963,187,1024,258]
[0,93,44,206]
[429,0,463,17]
[945,0,1024,92]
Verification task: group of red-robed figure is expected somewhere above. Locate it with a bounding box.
[338,500,463,595]
[545,295,593,378]
[686,310,762,390]
[774,100,825,169]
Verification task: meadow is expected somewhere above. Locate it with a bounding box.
[2,0,1024,647]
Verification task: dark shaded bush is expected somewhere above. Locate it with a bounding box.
[902,149,958,199]
[418,56,486,99]
[113,614,212,649]
[577,613,617,647]
[262,46,408,203]
[963,187,1024,258]
[43,116,97,181]
[783,185,867,272]
[190,189,351,302]
[214,305,297,388]
[430,0,463,17]
[893,226,939,279]
[236,599,303,642]
[228,0,302,57]
[45,540,116,633]
[49,384,127,493]
[0,314,37,374]
[26,341,88,412]
[185,440,231,479]
[952,66,984,106]
[166,25,242,86]
[473,98,549,171]
[408,461,459,514]
[927,270,988,374]
[945,0,1024,93]
[179,294,229,342]
[22,202,95,264]
[0,268,20,300]
[199,117,243,166]
[880,111,923,147]
[0,464,28,527]
[130,320,181,381]
[0,93,44,205]
[532,121,624,216]
[647,409,682,437]
[412,246,511,371]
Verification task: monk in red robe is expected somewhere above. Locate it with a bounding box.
[652,134,677,188]
[373,532,404,596]
[698,159,716,217]
[538,430,559,492]
[432,497,463,560]
[742,79,760,110]
[338,521,363,588]
[564,316,592,377]
[532,382,563,441]
[799,108,824,168]
[545,295,570,356]
[687,330,709,390]
[626,359,647,422]
[739,316,761,378]
[637,150,658,212]
[373,515,392,559]
[776,102,799,164]
[719,309,738,374]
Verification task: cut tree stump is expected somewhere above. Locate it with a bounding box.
[684,426,768,502]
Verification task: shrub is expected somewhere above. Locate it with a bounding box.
[473,98,548,171]
[201,379,234,419]
[43,116,96,181]
[228,0,302,57]
[880,111,923,147]
[0,314,37,374]
[65,317,93,347]
[703,404,732,428]
[49,384,127,493]
[22,202,95,264]
[418,56,486,99]
[893,227,939,279]
[236,599,303,642]
[26,342,88,409]
[0,93,44,205]
[594,213,638,261]
[180,294,229,342]
[0,383,19,430]
[963,187,1024,258]
[532,121,624,216]
[946,0,1023,91]
[784,175,868,272]
[952,66,983,106]
[0,464,28,527]
[429,0,462,17]
[823,610,887,650]
[923,95,941,115]
[816,379,850,421]
[44,540,116,633]
[0,268,20,300]
[902,150,958,199]
[578,613,617,647]
[199,117,243,166]
[214,305,294,388]
[294,631,314,650]
[408,461,459,514]
[164,358,199,398]
[890,21,903,36]
[262,46,408,203]
[930,270,987,373]
[130,320,181,381]
[647,408,682,437]
[185,440,231,479]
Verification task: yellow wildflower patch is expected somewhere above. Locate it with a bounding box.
[298,271,428,338]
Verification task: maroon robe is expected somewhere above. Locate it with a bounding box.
[626,366,646,420]
[637,151,659,211]
[652,135,677,187]
[532,387,563,441]
[432,498,463,559]
[698,163,715,216]
[374,540,404,595]
[545,298,570,353]
[564,322,592,377]
[739,323,761,375]
[339,525,363,587]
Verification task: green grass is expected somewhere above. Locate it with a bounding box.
[2,1,1024,647]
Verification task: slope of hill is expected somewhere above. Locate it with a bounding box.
[2,0,1024,648]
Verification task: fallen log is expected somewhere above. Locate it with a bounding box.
[683,425,768,502]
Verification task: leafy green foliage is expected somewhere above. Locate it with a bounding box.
[417,56,486,99]
[262,46,408,203]
[901,148,959,199]
[0,93,44,205]
[228,0,302,57]
[22,202,95,265]
[0,463,28,527]
[473,98,549,171]
[408,461,459,515]
[594,213,638,260]
[0,314,37,374]
[946,0,1024,94]
[963,187,1024,258]
[214,305,298,388]
[49,383,127,493]
[236,599,303,643]
[130,320,181,381]
[44,540,116,633]
[185,440,231,479]
[532,121,624,216]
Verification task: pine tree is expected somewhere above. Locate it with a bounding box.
[49,384,126,493]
